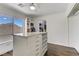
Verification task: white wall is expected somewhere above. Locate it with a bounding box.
[33,12,68,46]
[69,14,79,52]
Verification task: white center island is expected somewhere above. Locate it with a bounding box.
[13,32,47,56]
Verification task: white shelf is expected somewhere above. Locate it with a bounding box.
[0,35,13,44]
[0,40,13,55]
[0,40,13,45]
[0,35,13,55]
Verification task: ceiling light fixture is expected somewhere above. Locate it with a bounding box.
[29,3,36,11]
[18,3,39,11]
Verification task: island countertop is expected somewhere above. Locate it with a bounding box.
[14,32,47,37]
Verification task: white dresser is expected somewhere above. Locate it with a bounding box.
[13,32,47,56]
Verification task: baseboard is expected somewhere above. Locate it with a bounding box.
[73,48,79,55]
[48,43,74,49]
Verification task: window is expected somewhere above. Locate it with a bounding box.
[0,16,13,35]
[13,18,24,35]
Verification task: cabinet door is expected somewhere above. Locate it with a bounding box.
[41,33,47,55]
[27,36,36,56]
[35,35,42,56]
[13,36,29,56]
[29,35,42,56]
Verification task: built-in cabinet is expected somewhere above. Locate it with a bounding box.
[13,32,47,56]
[0,35,13,55]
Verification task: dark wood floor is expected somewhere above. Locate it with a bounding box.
[45,43,79,56]
[0,50,13,56]
[1,43,79,56]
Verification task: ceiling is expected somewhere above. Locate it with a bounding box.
[2,3,69,17]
